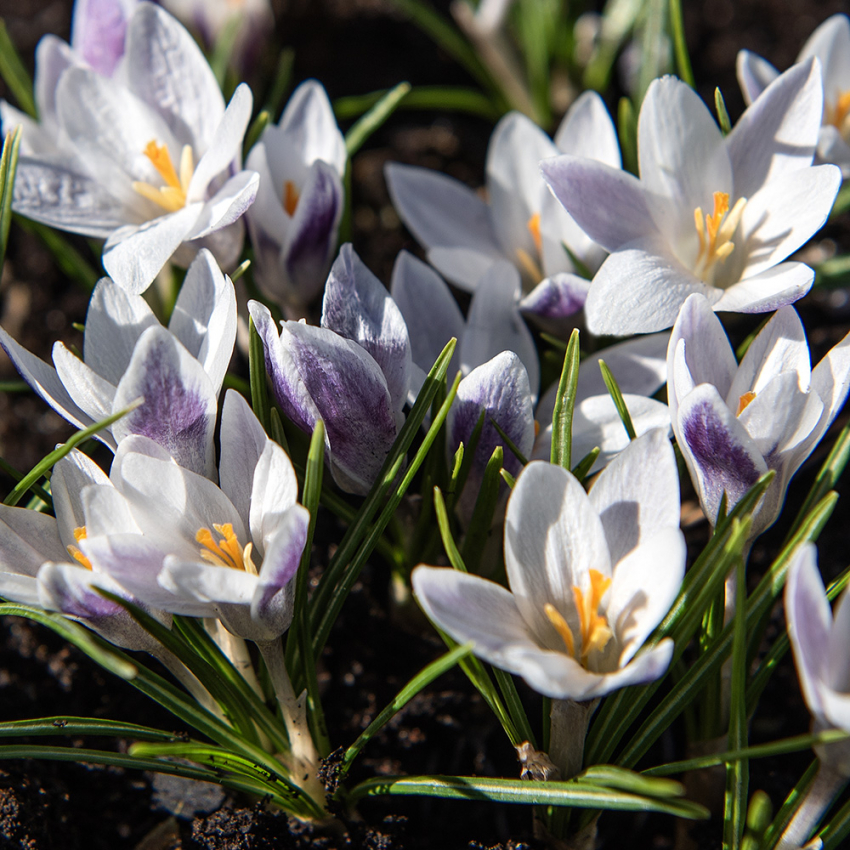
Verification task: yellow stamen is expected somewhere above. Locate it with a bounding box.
[527,212,542,256]
[196,523,257,575]
[516,248,543,283]
[132,139,195,212]
[827,91,850,134]
[544,602,575,658]
[693,191,746,282]
[736,391,757,416]
[571,569,613,661]
[283,180,300,217]
[67,526,93,570]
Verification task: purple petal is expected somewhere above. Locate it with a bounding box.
[519,273,589,319]
[71,0,132,77]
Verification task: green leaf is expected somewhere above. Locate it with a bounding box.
[490,666,536,749]
[263,47,295,120]
[618,96,639,176]
[668,0,695,87]
[490,419,529,466]
[578,765,684,799]
[829,182,850,221]
[550,328,580,470]
[599,359,637,440]
[248,315,271,432]
[0,20,36,117]
[243,110,270,157]
[449,410,485,512]
[0,127,21,267]
[460,446,503,573]
[345,82,411,157]
[0,717,183,742]
[819,785,850,850]
[433,486,467,572]
[760,759,818,850]
[334,86,500,121]
[715,87,732,134]
[347,774,709,818]
[340,643,473,778]
[209,14,243,87]
[571,447,601,483]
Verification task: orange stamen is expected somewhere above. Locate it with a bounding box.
[196,523,256,574]
[284,180,300,216]
[527,212,542,256]
[736,391,757,416]
[67,526,93,570]
[571,569,613,660]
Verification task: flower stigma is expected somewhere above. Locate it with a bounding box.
[736,391,757,416]
[826,91,850,140]
[544,569,613,663]
[67,527,93,570]
[133,140,195,212]
[196,523,258,575]
[693,191,746,283]
[283,180,301,216]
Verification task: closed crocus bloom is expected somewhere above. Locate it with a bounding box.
[668,293,850,540]
[8,3,259,294]
[0,250,236,478]
[77,391,309,643]
[386,91,619,321]
[542,61,841,334]
[245,80,345,313]
[738,14,850,177]
[250,244,412,495]
[413,428,685,701]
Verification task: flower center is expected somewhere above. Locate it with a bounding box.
[515,213,544,283]
[826,91,850,140]
[544,569,613,663]
[693,191,746,284]
[196,523,257,575]
[133,140,195,213]
[67,527,93,570]
[283,180,300,216]
[736,391,756,416]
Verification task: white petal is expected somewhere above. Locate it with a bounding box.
[735,50,778,106]
[799,15,850,102]
[0,506,65,574]
[711,262,814,314]
[187,170,258,240]
[52,341,116,425]
[554,90,620,168]
[249,441,300,554]
[427,246,503,291]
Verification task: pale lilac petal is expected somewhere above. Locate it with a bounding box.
[519,273,589,320]
[390,250,464,378]
[735,50,779,106]
[786,543,831,721]
[578,333,671,404]
[554,90,621,168]
[249,442,299,553]
[103,204,202,294]
[276,79,346,174]
[727,58,823,198]
[322,243,411,411]
[712,262,814,314]
[676,383,768,523]
[112,326,218,478]
[80,484,140,538]
[740,165,840,278]
[168,249,237,395]
[829,585,850,693]
[37,561,125,621]
[32,35,75,126]
[589,428,679,564]
[818,126,850,177]
[427,246,503,291]
[186,170,259,240]
[71,0,133,77]
[51,449,112,544]
[385,162,502,257]
[0,572,41,606]
[798,15,850,106]
[808,329,850,451]
[504,462,611,647]
[0,507,66,573]
[584,238,716,335]
[461,263,539,398]
[158,557,253,615]
[52,341,116,425]
[83,278,157,384]
[540,155,658,252]
[124,2,225,151]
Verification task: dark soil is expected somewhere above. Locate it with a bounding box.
[1,0,850,848]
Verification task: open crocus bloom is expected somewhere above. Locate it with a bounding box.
[76,391,309,642]
[786,544,850,775]
[0,447,166,651]
[542,60,841,334]
[738,14,850,177]
[8,3,258,294]
[0,250,236,478]
[413,429,685,700]
[250,244,412,495]
[668,293,850,539]
[385,91,619,320]
[246,80,346,312]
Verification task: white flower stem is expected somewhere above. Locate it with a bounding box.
[778,761,847,850]
[549,698,597,779]
[204,618,264,698]
[256,638,326,810]
[148,645,223,719]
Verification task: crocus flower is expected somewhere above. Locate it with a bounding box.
[245,80,346,313]
[250,244,411,495]
[542,61,841,334]
[738,14,850,177]
[385,91,620,320]
[0,249,236,478]
[668,293,850,539]
[9,2,259,294]
[0,0,138,159]
[413,428,685,700]
[0,447,167,651]
[75,391,309,643]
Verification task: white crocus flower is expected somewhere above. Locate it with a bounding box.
[542,61,841,334]
[668,293,850,540]
[738,14,850,177]
[9,2,259,295]
[77,391,309,643]
[385,91,620,320]
[0,250,236,478]
[413,428,684,702]
[245,80,346,313]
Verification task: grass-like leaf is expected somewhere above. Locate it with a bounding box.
[0,20,36,117]
[550,328,580,470]
[0,128,21,267]
[243,109,270,156]
[0,717,185,742]
[599,359,637,440]
[669,0,695,87]
[434,486,467,572]
[334,86,500,121]
[460,446,503,574]
[715,87,732,134]
[345,81,411,157]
